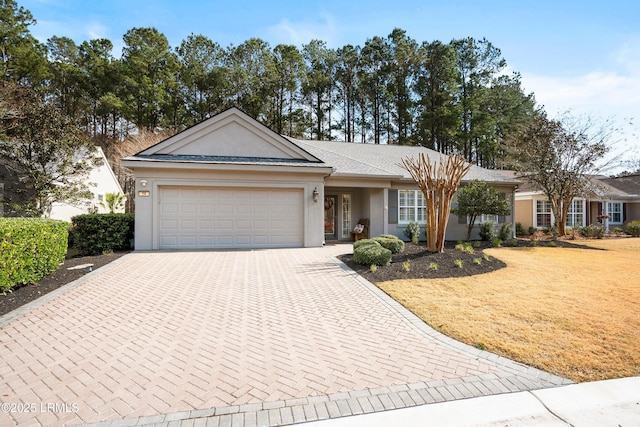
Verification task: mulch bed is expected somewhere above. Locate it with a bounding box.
[338,238,602,283]
[0,252,129,317]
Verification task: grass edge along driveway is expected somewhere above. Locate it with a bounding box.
[376,238,640,383]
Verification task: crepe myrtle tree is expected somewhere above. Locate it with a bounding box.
[452,179,510,240]
[401,153,470,252]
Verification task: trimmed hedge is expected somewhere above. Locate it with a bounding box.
[353,238,380,250]
[0,218,68,292]
[373,235,405,254]
[626,220,640,237]
[70,213,134,255]
[353,239,392,266]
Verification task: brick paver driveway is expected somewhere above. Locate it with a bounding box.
[0,245,569,426]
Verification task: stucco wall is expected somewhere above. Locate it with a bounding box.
[515,198,534,229]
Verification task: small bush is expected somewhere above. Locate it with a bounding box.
[580,223,605,239]
[530,239,538,247]
[498,223,512,241]
[429,262,438,271]
[483,253,490,261]
[402,261,411,272]
[625,220,640,237]
[515,222,525,236]
[0,218,68,292]
[353,240,392,266]
[491,238,502,247]
[472,241,481,248]
[454,259,464,268]
[403,221,420,243]
[353,238,379,250]
[373,235,405,254]
[473,258,482,265]
[369,264,377,272]
[543,224,556,235]
[548,241,557,247]
[527,226,537,236]
[70,213,134,255]
[479,222,494,241]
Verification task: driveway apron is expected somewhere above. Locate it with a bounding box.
[0,245,569,426]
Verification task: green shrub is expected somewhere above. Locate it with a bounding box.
[626,220,640,237]
[479,222,494,241]
[403,221,420,243]
[0,218,68,292]
[70,213,134,255]
[580,223,605,239]
[373,235,405,254]
[353,238,379,250]
[491,238,502,247]
[498,223,512,241]
[527,226,537,236]
[353,240,392,266]
[515,222,525,236]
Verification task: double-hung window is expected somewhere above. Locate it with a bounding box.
[536,200,552,227]
[399,190,425,223]
[566,199,584,228]
[607,202,622,224]
[475,214,499,224]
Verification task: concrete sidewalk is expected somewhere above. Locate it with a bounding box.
[305,376,640,427]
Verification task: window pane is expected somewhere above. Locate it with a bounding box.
[341,194,351,239]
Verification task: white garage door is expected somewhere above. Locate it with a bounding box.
[159,187,303,249]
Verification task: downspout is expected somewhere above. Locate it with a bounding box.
[512,185,518,239]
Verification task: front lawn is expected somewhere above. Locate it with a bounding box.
[375,238,640,382]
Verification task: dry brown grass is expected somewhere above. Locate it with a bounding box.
[377,238,640,382]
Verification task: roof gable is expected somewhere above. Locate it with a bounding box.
[139,108,319,162]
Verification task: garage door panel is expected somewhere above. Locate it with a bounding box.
[159,187,303,249]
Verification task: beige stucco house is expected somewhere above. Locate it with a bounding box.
[495,171,640,232]
[122,108,519,250]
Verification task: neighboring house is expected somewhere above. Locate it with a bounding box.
[496,171,640,232]
[48,147,125,222]
[121,108,519,250]
[0,146,125,221]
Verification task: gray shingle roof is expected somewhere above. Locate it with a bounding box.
[129,154,326,168]
[600,175,640,196]
[289,138,519,184]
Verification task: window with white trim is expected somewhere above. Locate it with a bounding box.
[607,202,622,224]
[474,214,499,224]
[536,200,552,227]
[399,190,425,223]
[566,199,584,228]
[341,194,351,239]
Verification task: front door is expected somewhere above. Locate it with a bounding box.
[324,195,338,240]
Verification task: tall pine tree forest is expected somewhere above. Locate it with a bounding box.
[1,0,542,170]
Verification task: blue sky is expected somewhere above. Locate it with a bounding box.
[19,0,640,167]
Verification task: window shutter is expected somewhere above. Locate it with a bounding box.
[388,190,398,224]
[623,203,627,223]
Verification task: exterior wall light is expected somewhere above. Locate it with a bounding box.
[140,179,148,187]
[312,187,319,203]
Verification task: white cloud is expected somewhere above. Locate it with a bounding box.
[266,15,341,47]
[521,38,640,119]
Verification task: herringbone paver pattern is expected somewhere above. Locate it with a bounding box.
[0,246,569,426]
